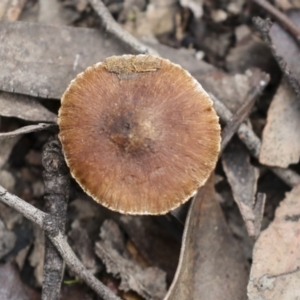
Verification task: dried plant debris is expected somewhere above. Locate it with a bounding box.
[165,177,249,300]
[38,0,79,25]
[0,0,26,21]
[95,220,167,300]
[61,284,94,300]
[29,225,45,287]
[123,0,178,37]
[0,203,23,231]
[118,215,180,283]
[68,197,107,222]
[274,0,300,11]
[0,263,39,300]
[68,219,100,273]
[248,184,300,299]
[0,123,55,139]
[0,218,16,259]
[180,0,203,19]
[0,92,57,123]
[0,136,20,169]
[222,138,265,238]
[0,170,15,193]
[198,68,266,113]
[220,70,269,151]
[254,10,300,97]
[15,245,30,270]
[226,34,280,82]
[201,31,233,60]
[68,197,107,274]
[0,21,258,105]
[152,43,215,75]
[0,21,127,99]
[260,78,300,168]
[0,21,215,100]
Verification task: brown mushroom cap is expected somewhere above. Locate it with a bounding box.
[58,55,220,215]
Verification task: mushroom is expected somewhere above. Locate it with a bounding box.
[58,55,220,215]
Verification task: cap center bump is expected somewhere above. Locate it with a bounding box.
[108,112,155,154]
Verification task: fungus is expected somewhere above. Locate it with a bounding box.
[58,55,220,215]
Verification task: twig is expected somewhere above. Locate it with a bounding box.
[252,0,300,41]
[0,187,46,227]
[221,71,270,152]
[42,138,70,300]
[50,232,121,300]
[0,185,122,300]
[89,0,158,55]
[210,93,300,187]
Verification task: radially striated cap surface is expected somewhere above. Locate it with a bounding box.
[58,55,221,215]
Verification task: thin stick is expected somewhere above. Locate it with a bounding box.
[252,0,300,41]
[0,187,46,227]
[89,0,158,55]
[0,185,122,300]
[210,93,300,187]
[42,138,70,300]
[49,232,121,300]
[221,72,270,152]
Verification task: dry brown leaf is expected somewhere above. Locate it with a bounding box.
[0,21,256,108]
[0,21,127,99]
[197,68,262,113]
[118,215,180,284]
[222,138,265,238]
[0,92,57,123]
[248,184,300,299]
[260,78,300,168]
[165,176,249,300]
[95,220,167,300]
[0,21,213,100]
[269,10,300,96]
[226,35,279,81]
[254,10,300,97]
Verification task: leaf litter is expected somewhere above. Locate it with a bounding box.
[165,177,249,300]
[248,184,300,300]
[260,77,300,168]
[1,0,300,299]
